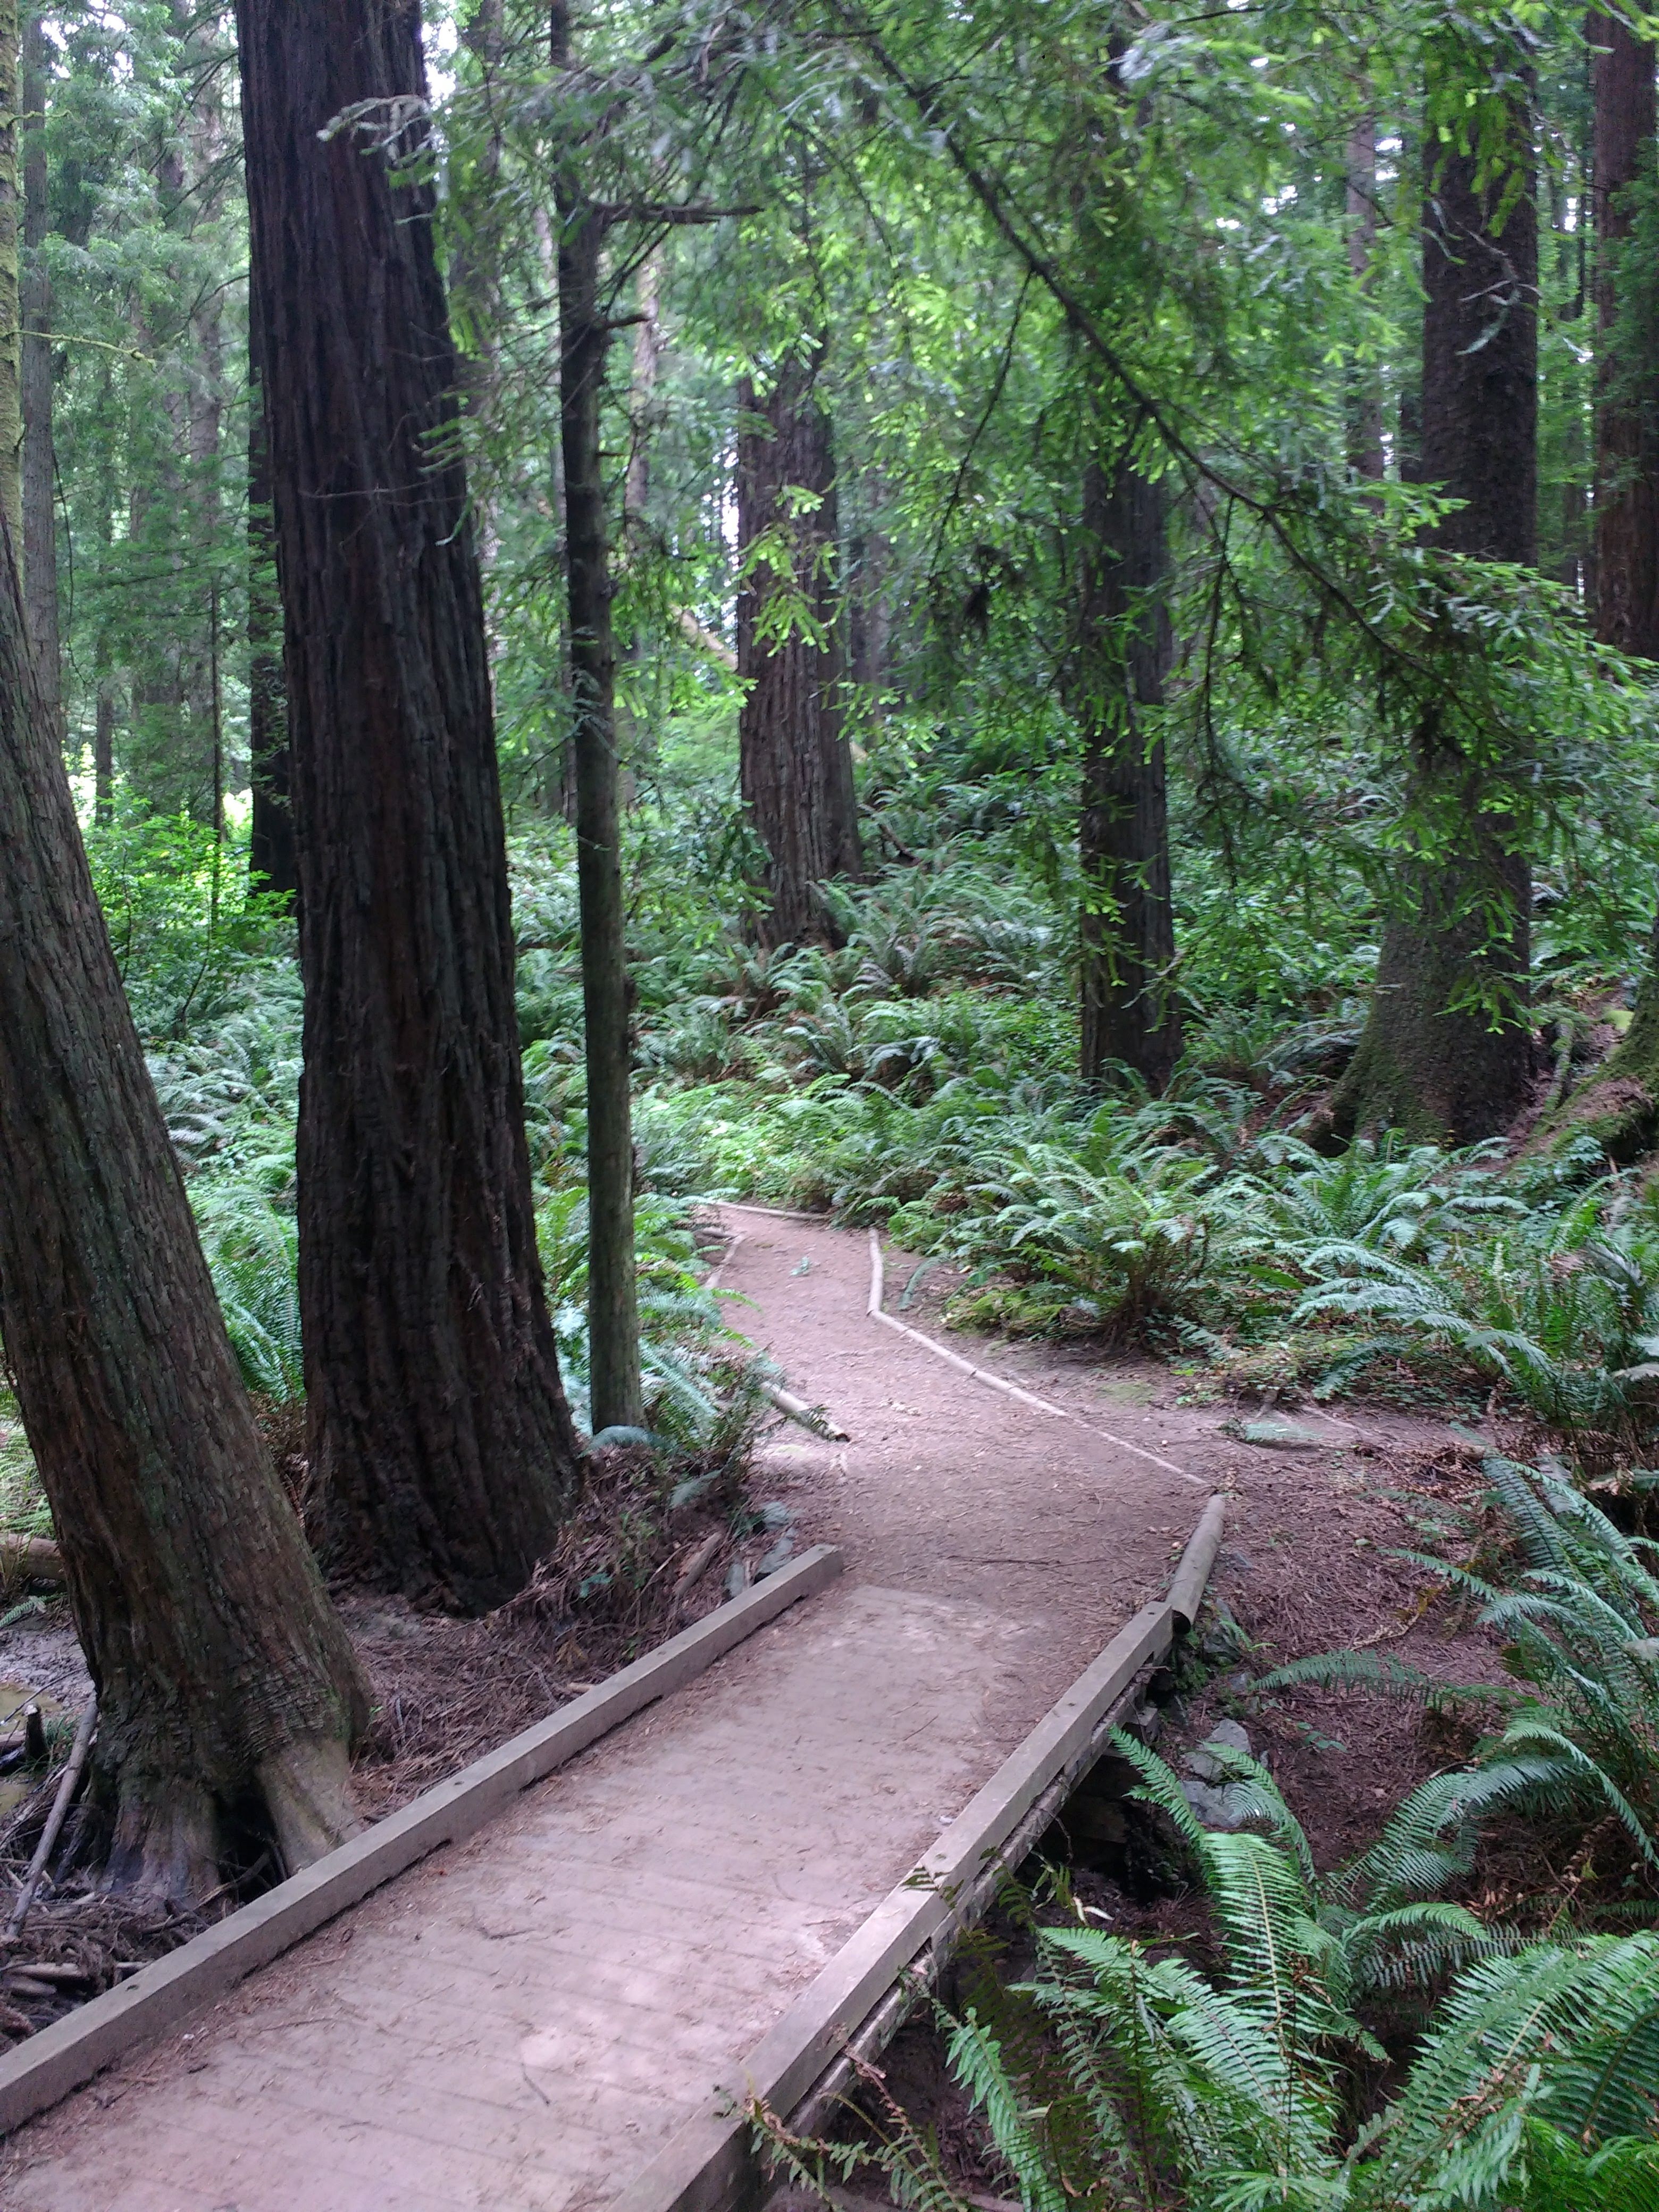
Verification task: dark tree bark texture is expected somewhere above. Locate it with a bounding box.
[1076,453,1180,1090]
[20,13,59,743]
[0,511,367,1902]
[237,0,580,1608]
[737,359,862,950]
[1330,115,1537,1145]
[1591,10,1659,659]
[1549,16,1659,1158]
[246,323,295,905]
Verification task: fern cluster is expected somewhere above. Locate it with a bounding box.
[760,1735,1659,2210]
[1262,1459,1659,1895]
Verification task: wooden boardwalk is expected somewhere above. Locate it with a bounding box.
[4,1214,1215,2211]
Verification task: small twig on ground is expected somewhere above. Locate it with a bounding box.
[5,1694,96,1943]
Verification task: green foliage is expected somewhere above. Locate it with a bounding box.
[1261,1460,1659,1888]
[760,1741,1659,2208]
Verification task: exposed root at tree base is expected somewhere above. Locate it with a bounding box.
[257,1732,360,1872]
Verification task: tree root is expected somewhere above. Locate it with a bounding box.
[257,1732,361,1875]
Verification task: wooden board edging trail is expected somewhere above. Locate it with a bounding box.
[608,1494,1227,2212]
[0,1543,845,2138]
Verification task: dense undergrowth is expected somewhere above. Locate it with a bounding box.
[24,780,1659,1492]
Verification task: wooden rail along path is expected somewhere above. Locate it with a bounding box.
[1,1211,1226,2212]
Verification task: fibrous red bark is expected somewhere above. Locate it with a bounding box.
[0,504,367,1901]
[737,357,862,949]
[1076,451,1180,1090]
[1331,104,1537,1145]
[237,0,580,1607]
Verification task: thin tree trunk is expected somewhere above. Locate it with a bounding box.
[20,12,58,742]
[736,357,862,949]
[237,0,581,1607]
[618,245,661,804]
[92,669,114,826]
[847,506,891,708]
[1076,450,1180,1089]
[1331,99,1537,1144]
[623,247,659,547]
[1345,105,1386,483]
[552,27,643,1434]
[1591,9,1659,657]
[0,506,368,1901]
[246,315,294,903]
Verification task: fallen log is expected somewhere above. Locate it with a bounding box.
[0,1537,62,1586]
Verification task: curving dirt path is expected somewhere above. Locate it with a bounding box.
[716,1205,1219,1738]
[4,1210,1217,2211]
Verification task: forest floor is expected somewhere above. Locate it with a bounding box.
[0,1205,1512,2084]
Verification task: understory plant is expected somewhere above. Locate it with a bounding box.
[1261,1460,1659,1890]
[760,1739,1659,2210]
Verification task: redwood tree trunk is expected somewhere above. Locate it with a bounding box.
[1076,451,1180,1089]
[0,512,367,1902]
[20,12,59,743]
[1330,104,1537,1144]
[246,318,295,904]
[237,0,580,1608]
[1592,9,1659,657]
[737,359,862,949]
[1547,15,1659,1156]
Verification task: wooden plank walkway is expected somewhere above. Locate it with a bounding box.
[8,1582,1029,2211]
[4,1214,1210,2210]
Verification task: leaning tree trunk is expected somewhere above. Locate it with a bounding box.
[736,357,862,949]
[555,181,643,1435]
[20,12,60,743]
[1330,101,1537,1145]
[1076,449,1180,1090]
[0,509,367,1903]
[237,0,580,1609]
[246,317,295,904]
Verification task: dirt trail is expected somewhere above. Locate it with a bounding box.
[5,1211,1221,2209]
[717,1205,1220,1724]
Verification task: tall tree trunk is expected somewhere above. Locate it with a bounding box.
[1592,10,1659,656]
[617,245,661,805]
[551,24,643,1435]
[736,356,862,949]
[623,247,659,548]
[1345,104,1386,484]
[1076,450,1180,1089]
[20,12,58,742]
[847,507,891,708]
[0,2,20,550]
[0,509,367,1902]
[92,667,115,826]
[246,317,295,903]
[1330,94,1537,1145]
[1547,16,1659,1157]
[237,0,581,1607]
